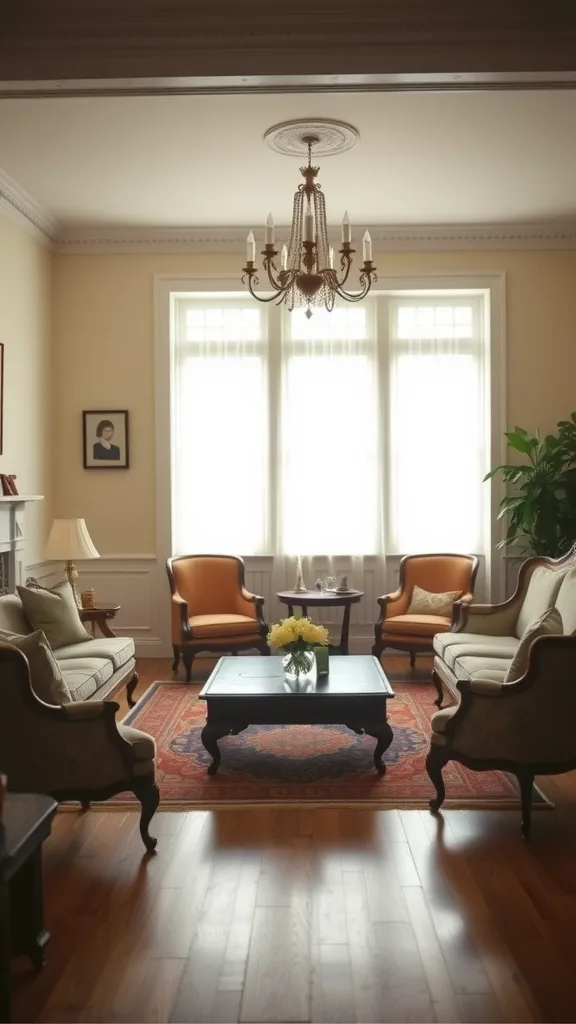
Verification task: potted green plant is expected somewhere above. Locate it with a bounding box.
[485,413,576,557]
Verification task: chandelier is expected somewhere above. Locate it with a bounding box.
[242,119,377,318]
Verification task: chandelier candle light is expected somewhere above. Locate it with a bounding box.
[242,119,377,318]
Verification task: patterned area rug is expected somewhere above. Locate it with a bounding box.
[113,667,550,809]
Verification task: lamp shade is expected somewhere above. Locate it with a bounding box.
[44,519,100,560]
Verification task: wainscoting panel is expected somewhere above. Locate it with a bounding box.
[72,556,166,656]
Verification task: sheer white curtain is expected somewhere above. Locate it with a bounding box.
[276,304,386,612]
[172,300,269,555]
[387,297,488,554]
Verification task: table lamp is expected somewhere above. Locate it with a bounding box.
[44,518,100,607]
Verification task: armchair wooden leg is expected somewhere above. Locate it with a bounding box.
[409,651,416,669]
[126,671,139,708]
[426,745,448,815]
[258,641,271,656]
[132,781,160,852]
[517,772,534,840]
[372,641,386,661]
[182,648,195,683]
[81,800,91,810]
[172,645,181,672]
[432,669,444,708]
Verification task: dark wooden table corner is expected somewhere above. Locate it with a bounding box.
[0,793,58,1023]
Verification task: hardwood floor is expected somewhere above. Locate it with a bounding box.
[11,656,576,1023]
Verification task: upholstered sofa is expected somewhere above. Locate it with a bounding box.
[0,591,138,706]
[432,552,576,708]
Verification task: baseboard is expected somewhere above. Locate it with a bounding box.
[132,636,171,659]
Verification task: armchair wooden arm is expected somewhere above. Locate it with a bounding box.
[171,591,193,641]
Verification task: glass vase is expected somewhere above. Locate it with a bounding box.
[282,649,316,684]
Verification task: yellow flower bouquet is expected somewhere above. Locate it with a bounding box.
[268,615,330,680]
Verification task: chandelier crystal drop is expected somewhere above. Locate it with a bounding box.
[242,125,377,318]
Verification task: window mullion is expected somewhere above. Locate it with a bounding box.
[267,302,282,555]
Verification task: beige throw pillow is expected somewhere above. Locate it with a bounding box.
[407,584,461,617]
[0,628,72,704]
[17,581,91,650]
[504,606,563,683]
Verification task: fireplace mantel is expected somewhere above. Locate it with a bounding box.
[0,496,44,503]
[0,495,44,593]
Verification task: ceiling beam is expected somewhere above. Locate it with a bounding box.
[1,1,576,93]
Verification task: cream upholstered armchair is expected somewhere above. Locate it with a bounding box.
[427,635,576,837]
[373,553,479,667]
[0,645,159,851]
[167,554,270,682]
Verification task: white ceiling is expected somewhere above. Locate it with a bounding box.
[1,89,576,230]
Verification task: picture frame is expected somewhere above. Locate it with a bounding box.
[82,410,129,469]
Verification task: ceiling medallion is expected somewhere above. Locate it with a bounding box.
[242,119,376,318]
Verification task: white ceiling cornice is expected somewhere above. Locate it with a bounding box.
[0,168,57,246]
[53,222,576,254]
[3,164,576,254]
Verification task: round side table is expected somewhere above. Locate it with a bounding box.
[79,605,121,639]
[276,589,364,655]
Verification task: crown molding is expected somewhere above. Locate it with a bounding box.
[0,168,57,246]
[54,221,576,254]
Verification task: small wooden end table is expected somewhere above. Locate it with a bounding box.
[79,605,121,639]
[276,589,364,655]
[0,793,57,1022]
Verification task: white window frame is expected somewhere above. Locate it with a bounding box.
[154,272,506,644]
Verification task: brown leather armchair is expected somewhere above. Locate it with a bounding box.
[166,554,270,681]
[373,553,479,667]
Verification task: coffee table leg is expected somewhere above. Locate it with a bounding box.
[201,722,249,774]
[347,722,394,774]
[201,724,231,775]
[365,722,394,774]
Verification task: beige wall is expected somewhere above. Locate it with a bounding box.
[52,249,576,556]
[0,211,52,564]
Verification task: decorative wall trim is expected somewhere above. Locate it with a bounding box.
[0,168,57,246]
[2,164,575,257]
[56,222,576,254]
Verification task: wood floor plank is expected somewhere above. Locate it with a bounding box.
[403,885,461,1023]
[210,852,262,1024]
[240,905,311,1023]
[169,851,243,1023]
[342,869,434,1023]
[311,943,356,1024]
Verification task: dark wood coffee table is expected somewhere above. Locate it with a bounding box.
[199,655,395,776]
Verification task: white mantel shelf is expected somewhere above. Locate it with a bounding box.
[0,495,43,502]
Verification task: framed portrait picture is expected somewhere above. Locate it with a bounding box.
[83,410,129,469]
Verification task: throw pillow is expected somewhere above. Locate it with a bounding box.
[505,606,563,683]
[407,584,461,617]
[17,581,91,649]
[0,628,72,704]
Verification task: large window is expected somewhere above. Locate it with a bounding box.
[172,291,489,558]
